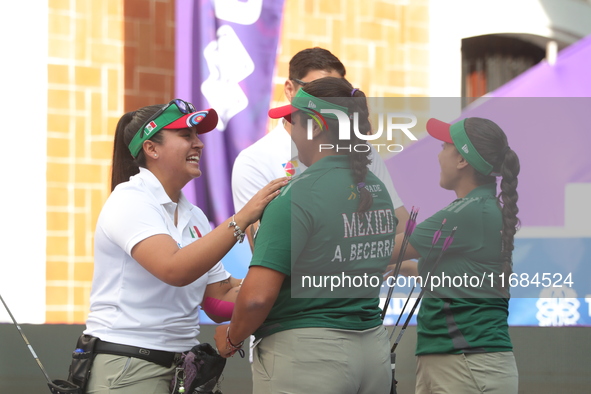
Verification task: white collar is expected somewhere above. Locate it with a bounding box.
[274,121,299,161]
[135,168,193,214]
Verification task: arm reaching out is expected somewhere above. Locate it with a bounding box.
[202,277,242,323]
[214,266,285,357]
[131,178,289,286]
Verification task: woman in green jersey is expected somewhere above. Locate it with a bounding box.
[214,77,397,394]
[392,117,520,394]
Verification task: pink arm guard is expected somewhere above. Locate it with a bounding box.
[202,297,235,319]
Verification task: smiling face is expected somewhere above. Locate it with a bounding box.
[149,127,205,188]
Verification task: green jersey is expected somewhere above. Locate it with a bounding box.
[251,156,397,339]
[409,183,513,355]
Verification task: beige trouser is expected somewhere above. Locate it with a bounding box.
[85,354,176,394]
[415,351,518,394]
[253,325,392,394]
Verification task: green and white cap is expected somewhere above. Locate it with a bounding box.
[268,89,349,123]
[426,118,494,176]
[128,99,218,158]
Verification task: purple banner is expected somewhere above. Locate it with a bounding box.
[175,0,285,224]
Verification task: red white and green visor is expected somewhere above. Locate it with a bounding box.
[128,99,219,158]
[426,118,494,176]
[268,89,349,123]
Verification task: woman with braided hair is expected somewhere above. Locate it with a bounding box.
[214,77,397,393]
[390,117,520,393]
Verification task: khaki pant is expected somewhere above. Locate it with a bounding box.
[85,354,176,394]
[415,352,518,394]
[253,325,392,394]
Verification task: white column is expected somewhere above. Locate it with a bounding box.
[0,2,48,324]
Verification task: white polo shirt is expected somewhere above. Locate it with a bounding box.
[85,168,230,352]
[231,121,405,211]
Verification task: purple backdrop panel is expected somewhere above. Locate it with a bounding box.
[389,98,591,227]
[386,37,591,326]
[176,0,285,224]
[388,35,591,227]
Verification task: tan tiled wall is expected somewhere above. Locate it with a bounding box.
[269,0,430,142]
[46,0,175,323]
[273,0,429,101]
[45,0,428,323]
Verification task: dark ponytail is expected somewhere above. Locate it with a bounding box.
[299,77,373,212]
[111,104,165,191]
[464,118,520,279]
[498,148,520,274]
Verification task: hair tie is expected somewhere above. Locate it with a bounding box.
[357,182,365,192]
[351,88,359,96]
[490,146,511,177]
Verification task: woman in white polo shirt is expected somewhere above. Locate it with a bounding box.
[83,99,286,393]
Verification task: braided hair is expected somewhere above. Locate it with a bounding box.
[464,117,520,278]
[297,77,374,212]
[111,105,165,191]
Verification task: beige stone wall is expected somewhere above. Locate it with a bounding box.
[272,0,429,101]
[269,0,430,144]
[46,0,176,323]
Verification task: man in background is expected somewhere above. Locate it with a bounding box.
[232,47,409,249]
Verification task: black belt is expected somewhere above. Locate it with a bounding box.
[95,340,179,368]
